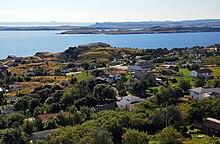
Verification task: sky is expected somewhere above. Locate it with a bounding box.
[0,0,220,22]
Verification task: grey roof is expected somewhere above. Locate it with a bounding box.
[32,129,56,139]
[189,87,220,94]
[123,95,141,100]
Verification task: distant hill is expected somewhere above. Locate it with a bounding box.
[0,22,93,26]
[92,19,220,27]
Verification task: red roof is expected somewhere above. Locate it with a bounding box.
[38,112,70,122]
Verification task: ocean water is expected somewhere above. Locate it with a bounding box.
[0,31,220,59]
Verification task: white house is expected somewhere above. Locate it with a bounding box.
[10,96,21,103]
[1,106,15,114]
[189,87,220,100]
[118,95,141,107]
[190,69,213,79]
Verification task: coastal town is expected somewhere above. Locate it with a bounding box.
[0,42,220,143]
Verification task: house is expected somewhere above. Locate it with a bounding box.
[32,129,57,144]
[93,102,116,111]
[136,62,153,70]
[161,69,177,76]
[1,106,15,114]
[60,80,69,86]
[163,62,179,65]
[118,95,141,107]
[168,65,179,72]
[15,57,24,63]
[203,118,220,137]
[10,96,21,103]
[133,71,151,80]
[128,65,142,71]
[191,59,202,64]
[38,112,70,122]
[108,73,122,83]
[189,87,220,99]
[190,69,213,79]
[26,72,35,77]
[0,64,9,71]
[156,78,163,84]
[9,83,20,91]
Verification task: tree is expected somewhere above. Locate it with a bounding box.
[179,80,191,94]
[93,84,117,104]
[0,128,28,144]
[44,118,58,130]
[14,96,30,111]
[29,98,41,113]
[122,129,149,144]
[70,77,77,84]
[33,118,43,132]
[91,127,113,144]
[132,81,146,97]
[116,81,127,96]
[82,62,90,70]
[44,97,55,105]
[156,126,182,144]
[195,78,206,87]
[4,113,25,128]
[45,125,113,144]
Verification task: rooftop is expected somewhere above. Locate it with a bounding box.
[195,69,212,73]
[206,118,220,125]
[123,95,141,100]
[38,112,70,122]
[189,87,220,94]
[32,129,57,139]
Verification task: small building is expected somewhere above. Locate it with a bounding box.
[190,69,213,79]
[10,96,21,103]
[32,129,57,144]
[108,73,121,83]
[1,106,15,114]
[118,95,141,107]
[203,118,220,137]
[189,87,220,100]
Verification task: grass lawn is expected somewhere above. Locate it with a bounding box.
[176,68,196,86]
[74,71,94,82]
[183,134,220,144]
[124,74,132,85]
[209,66,220,78]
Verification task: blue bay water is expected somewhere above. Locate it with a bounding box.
[0,31,220,59]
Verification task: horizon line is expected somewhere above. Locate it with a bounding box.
[1,18,220,23]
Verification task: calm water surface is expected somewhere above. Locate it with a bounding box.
[0,31,220,59]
